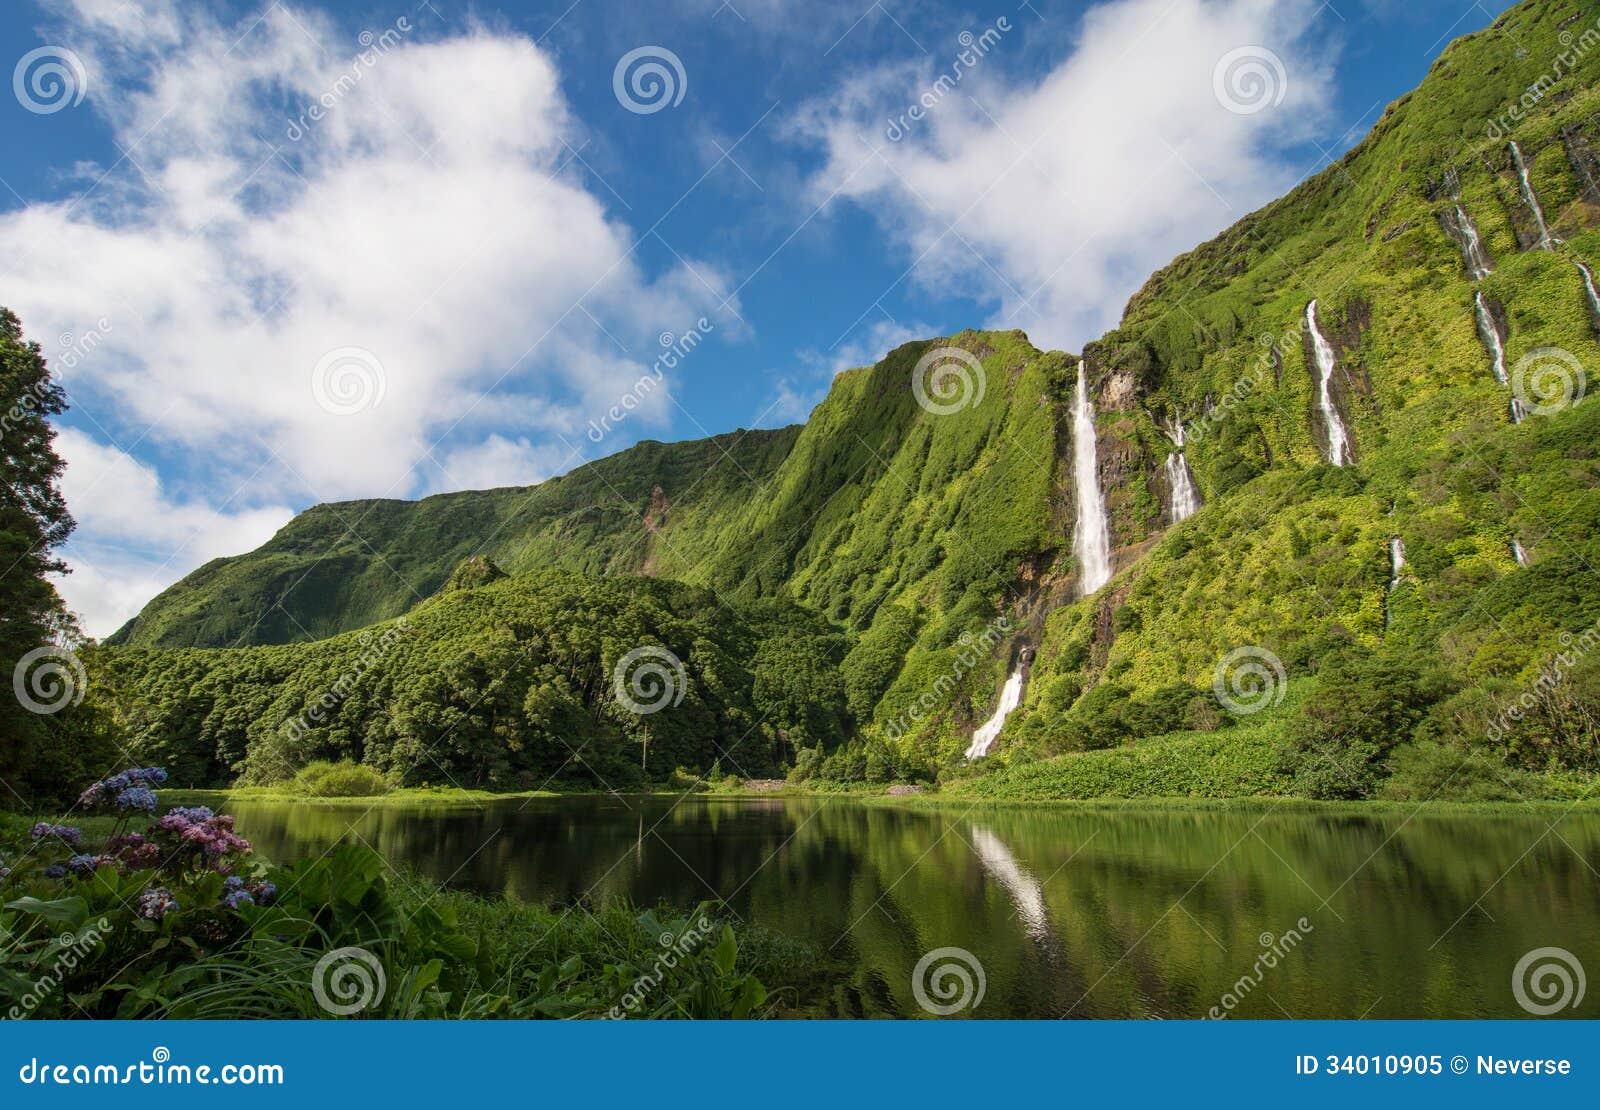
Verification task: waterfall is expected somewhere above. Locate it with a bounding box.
[1304,300,1351,466]
[1162,419,1199,523]
[1388,536,1406,591]
[1072,362,1112,594]
[1512,539,1529,566]
[1441,204,1493,279]
[1474,292,1509,384]
[1509,141,1558,250]
[1579,262,1600,334]
[966,665,1025,760]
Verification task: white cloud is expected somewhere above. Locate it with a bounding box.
[791,0,1335,352]
[757,316,933,426]
[53,429,295,637]
[431,434,572,493]
[1,1,734,626]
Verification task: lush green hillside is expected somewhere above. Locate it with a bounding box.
[94,568,847,789]
[108,427,801,648]
[95,0,1600,799]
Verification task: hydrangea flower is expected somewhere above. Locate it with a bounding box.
[250,881,277,904]
[66,854,115,876]
[78,767,168,810]
[107,833,162,870]
[135,887,179,921]
[222,875,245,893]
[220,890,255,910]
[30,822,83,848]
[43,865,66,880]
[115,786,158,813]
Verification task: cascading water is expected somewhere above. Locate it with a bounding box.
[965,665,1025,760]
[1072,362,1113,594]
[1304,300,1351,466]
[1509,141,1558,250]
[1162,420,1199,524]
[1441,204,1493,279]
[1511,539,1529,566]
[1579,262,1600,334]
[1388,536,1406,591]
[1474,292,1509,384]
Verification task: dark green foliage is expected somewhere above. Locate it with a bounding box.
[291,760,391,797]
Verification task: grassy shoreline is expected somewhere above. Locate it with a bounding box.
[154,783,1600,820]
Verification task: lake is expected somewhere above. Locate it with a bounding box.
[222,794,1600,1019]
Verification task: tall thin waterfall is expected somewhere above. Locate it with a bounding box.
[1305,300,1351,466]
[1441,204,1493,279]
[966,665,1025,760]
[1510,141,1558,249]
[1162,420,1200,523]
[1474,292,1509,384]
[1388,536,1406,591]
[1072,363,1112,594]
[1511,539,1529,566]
[1579,262,1600,334]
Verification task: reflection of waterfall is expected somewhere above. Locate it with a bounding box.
[1579,262,1600,335]
[1512,539,1529,566]
[1439,204,1493,279]
[1162,420,1200,523]
[1304,300,1350,466]
[1388,537,1406,591]
[1072,362,1112,594]
[966,664,1025,760]
[1510,141,1558,250]
[968,826,1051,940]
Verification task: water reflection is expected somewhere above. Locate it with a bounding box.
[223,796,1600,1019]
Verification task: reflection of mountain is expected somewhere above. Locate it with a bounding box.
[968,825,1050,941]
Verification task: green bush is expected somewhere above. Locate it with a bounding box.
[291,760,391,797]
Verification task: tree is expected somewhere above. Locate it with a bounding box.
[0,307,116,804]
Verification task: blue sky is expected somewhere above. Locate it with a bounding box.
[0,0,1516,634]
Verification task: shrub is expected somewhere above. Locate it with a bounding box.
[291,760,391,797]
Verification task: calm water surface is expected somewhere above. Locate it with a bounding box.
[223,796,1600,1019]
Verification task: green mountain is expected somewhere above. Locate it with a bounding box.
[97,0,1600,797]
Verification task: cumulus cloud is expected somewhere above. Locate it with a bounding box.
[52,429,295,636]
[791,0,1335,352]
[2,1,734,630]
